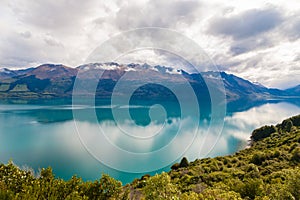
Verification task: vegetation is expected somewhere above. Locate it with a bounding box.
[1,114,300,199]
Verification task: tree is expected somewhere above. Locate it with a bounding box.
[251,125,276,142]
[99,174,122,199]
[290,115,300,126]
[40,167,54,182]
[282,119,293,132]
[143,172,179,200]
[179,157,189,168]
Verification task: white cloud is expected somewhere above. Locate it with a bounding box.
[207,8,283,40]
[0,0,299,88]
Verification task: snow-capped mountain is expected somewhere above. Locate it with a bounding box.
[0,63,298,101]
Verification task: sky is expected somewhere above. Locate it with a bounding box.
[0,0,299,89]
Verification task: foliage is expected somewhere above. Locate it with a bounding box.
[143,172,179,200]
[0,164,122,200]
[291,147,300,163]
[282,119,293,132]
[179,157,189,168]
[250,125,276,142]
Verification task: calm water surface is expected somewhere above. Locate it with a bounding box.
[0,99,299,184]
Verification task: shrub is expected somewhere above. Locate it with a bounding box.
[291,147,300,163]
[99,174,122,199]
[290,115,300,126]
[250,153,264,165]
[180,191,200,200]
[171,163,180,170]
[251,125,277,142]
[273,150,280,158]
[40,167,54,182]
[265,183,294,200]
[238,178,263,199]
[143,172,179,200]
[201,188,242,200]
[179,157,189,168]
[285,168,300,199]
[282,119,293,132]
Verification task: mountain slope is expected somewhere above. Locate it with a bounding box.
[130,114,300,199]
[286,85,300,95]
[0,63,298,101]
[0,64,77,97]
[0,67,34,79]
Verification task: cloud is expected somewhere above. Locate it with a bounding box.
[282,15,300,41]
[19,31,32,39]
[105,0,201,30]
[44,35,63,47]
[294,54,300,62]
[200,5,299,89]
[229,37,273,55]
[0,0,299,88]
[9,0,98,33]
[0,31,67,67]
[207,8,283,39]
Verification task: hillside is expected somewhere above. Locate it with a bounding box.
[286,85,300,96]
[129,114,300,199]
[0,114,300,199]
[0,63,298,102]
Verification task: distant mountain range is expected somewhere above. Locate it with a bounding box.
[0,63,299,102]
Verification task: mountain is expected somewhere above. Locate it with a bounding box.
[0,64,76,98]
[27,64,77,80]
[0,63,299,102]
[286,85,300,95]
[0,67,34,79]
[0,68,17,79]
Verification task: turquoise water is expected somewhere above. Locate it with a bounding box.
[0,99,299,184]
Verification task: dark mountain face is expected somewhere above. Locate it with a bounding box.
[0,63,298,101]
[286,85,300,95]
[0,68,17,79]
[0,67,34,79]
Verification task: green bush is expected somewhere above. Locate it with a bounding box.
[171,163,180,170]
[290,115,300,126]
[291,147,300,163]
[179,157,189,168]
[286,168,300,199]
[250,153,264,165]
[264,183,294,200]
[237,178,263,199]
[251,125,277,142]
[99,174,122,199]
[143,172,179,200]
[282,119,293,132]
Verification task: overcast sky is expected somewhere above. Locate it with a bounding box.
[0,0,299,89]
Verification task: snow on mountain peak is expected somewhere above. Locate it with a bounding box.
[166,68,182,75]
[77,62,184,75]
[253,81,266,88]
[0,68,13,74]
[95,64,118,70]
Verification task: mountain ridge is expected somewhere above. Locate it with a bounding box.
[0,63,299,101]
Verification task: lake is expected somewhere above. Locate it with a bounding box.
[0,99,299,184]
